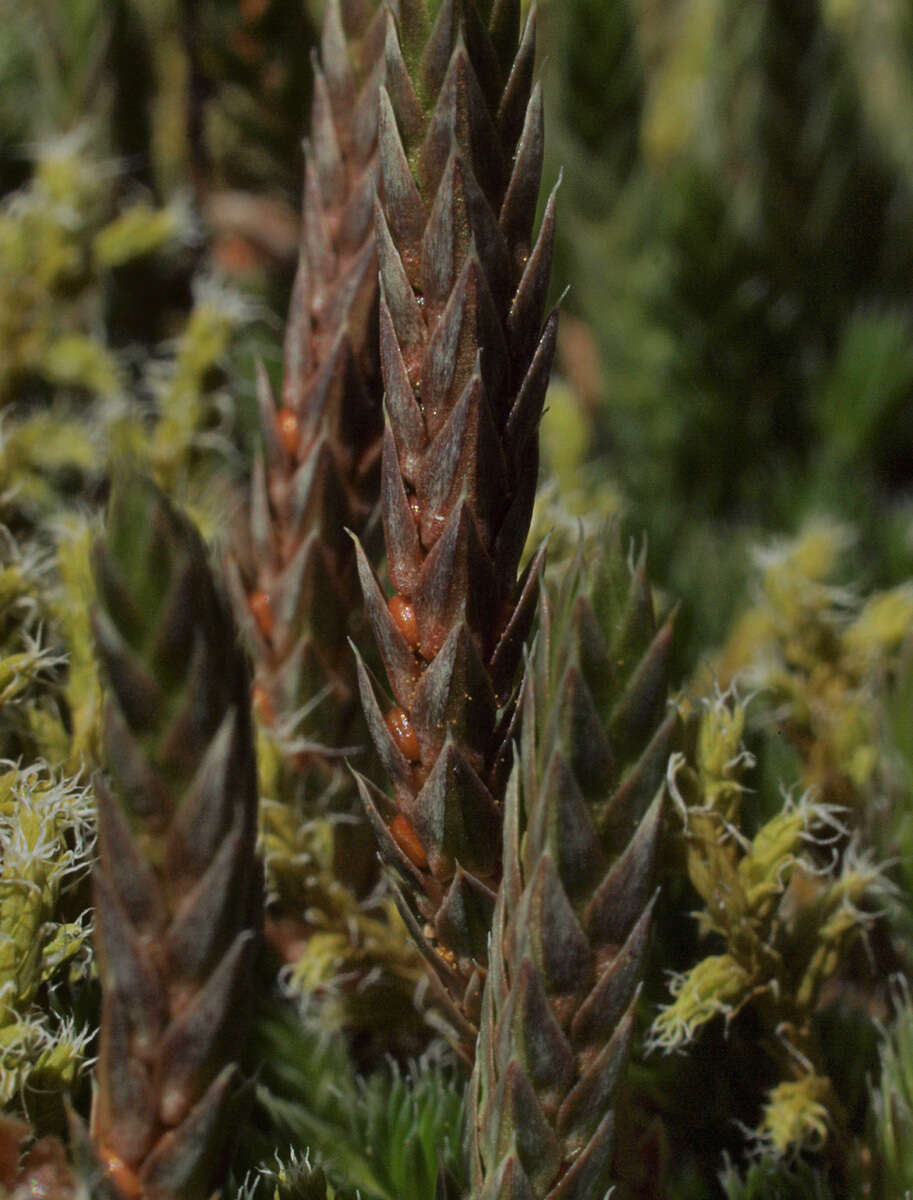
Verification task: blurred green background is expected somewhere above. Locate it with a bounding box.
[539,0,913,676]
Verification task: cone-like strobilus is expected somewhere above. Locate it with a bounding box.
[352,0,559,1031]
[468,527,676,1197]
[90,476,261,1200]
[230,0,386,765]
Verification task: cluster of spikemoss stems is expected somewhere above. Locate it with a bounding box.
[72,2,669,1195]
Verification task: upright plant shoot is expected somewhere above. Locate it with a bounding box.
[90,477,261,1199]
[353,0,558,1027]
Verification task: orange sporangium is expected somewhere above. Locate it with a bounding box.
[97,1147,143,1200]
[248,590,275,641]
[385,706,420,762]
[275,407,301,457]
[390,812,428,869]
[388,594,419,649]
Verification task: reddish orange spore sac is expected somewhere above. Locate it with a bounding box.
[388,594,419,648]
[98,1146,143,1200]
[249,590,275,640]
[390,812,428,869]
[386,706,420,762]
[276,407,301,457]
[252,683,274,725]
